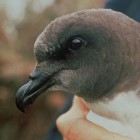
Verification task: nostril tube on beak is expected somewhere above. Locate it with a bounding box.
[29,71,36,80]
[29,69,44,80]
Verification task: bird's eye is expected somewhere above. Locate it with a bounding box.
[69,37,86,50]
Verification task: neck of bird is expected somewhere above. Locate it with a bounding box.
[87,89,140,124]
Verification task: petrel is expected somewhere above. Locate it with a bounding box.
[16,9,140,139]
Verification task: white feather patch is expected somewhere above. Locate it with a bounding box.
[86,91,140,140]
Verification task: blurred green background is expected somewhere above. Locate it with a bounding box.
[0,0,105,139]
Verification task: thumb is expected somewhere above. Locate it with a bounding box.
[58,96,89,119]
[68,96,90,117]
[56,96,132,140]
[56,96,89,136]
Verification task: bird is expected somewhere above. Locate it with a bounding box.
[16,9,140,139]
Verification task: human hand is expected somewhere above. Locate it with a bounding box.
[56,96,132,140]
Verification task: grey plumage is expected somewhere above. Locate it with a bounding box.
[16,9,140,139]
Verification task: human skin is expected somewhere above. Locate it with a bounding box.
[56,96,132,140]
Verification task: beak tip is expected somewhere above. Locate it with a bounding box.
[15,69,53,113]
[16,99,25,113]
[20,108,25,113]
[16,94,36,113]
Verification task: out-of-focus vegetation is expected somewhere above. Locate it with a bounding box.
[0,0,105,139]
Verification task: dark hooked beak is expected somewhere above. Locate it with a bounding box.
[16,69,54,112]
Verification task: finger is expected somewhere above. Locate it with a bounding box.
[56,97,132,140]
[57,116,132,140]
[57,96,89,129]
[70,96,90,117]
[56,96,89,138]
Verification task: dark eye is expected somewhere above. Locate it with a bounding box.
[69,37,86,50]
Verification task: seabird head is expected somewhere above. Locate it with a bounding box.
[16,9,140,112]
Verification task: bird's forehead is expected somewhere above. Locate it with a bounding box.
[37,12,91,42]
[34,9,110,45]
[34,8,134,47]
[34,11,91,52]
[34,9,129,59]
